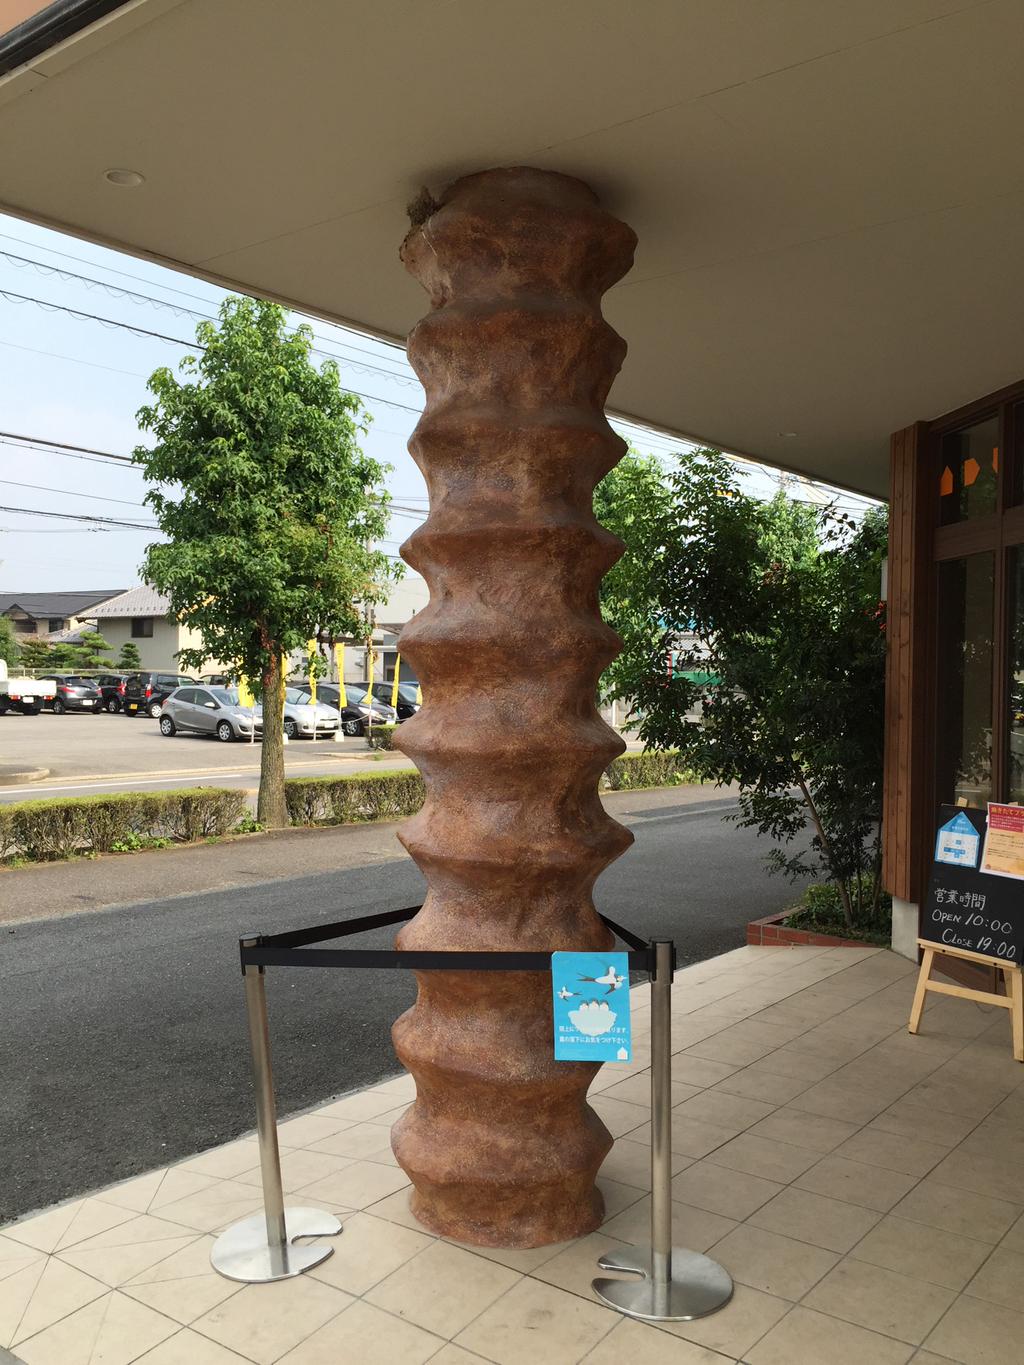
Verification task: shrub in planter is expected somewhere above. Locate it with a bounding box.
[3,787,247,862]
[603,750,701,791]
[285,770,425,826]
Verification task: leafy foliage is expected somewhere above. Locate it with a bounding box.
[0,616,20,668]
[117,641,143,671]
[600,447,888,931]
[134,295,400,824]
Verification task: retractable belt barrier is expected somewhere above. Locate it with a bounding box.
[210,905,733,1323]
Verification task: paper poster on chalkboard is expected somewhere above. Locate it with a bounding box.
[922,805,1024,964]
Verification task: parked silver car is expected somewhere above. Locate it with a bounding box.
[283,687,340,739]
[159,685,262,743]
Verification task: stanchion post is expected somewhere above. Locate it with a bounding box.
[242,937,288,1265]
[593,939,734,1321]
[210,933,342,1283]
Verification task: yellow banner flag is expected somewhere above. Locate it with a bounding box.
[391,655,401,710]
[363,647,375,706]
[415,681,423,706]
[237,674,255,709]
[307,638,318,706]
[333,641,345,685]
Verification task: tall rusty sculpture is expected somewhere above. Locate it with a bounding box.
[391,167,637,1247]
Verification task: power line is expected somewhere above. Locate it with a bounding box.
[0,478,148,508]
[0,247,419,384]
[0,430,136,462]
[0,290,424,414]
[0,337,149,379]
[0,503,158,531]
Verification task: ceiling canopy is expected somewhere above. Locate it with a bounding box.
[2,0,1023,497]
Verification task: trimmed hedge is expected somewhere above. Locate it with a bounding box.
[366,724,399,751]
[602,750,703,791]
[1,787,247,863]
[285,770,425,826]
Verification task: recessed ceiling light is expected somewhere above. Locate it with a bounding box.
[103,168,145,187]
[777,431,798,438]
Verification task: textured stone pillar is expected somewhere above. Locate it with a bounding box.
[391,167,637,1247]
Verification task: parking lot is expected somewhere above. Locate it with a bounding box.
[0,708,405,801]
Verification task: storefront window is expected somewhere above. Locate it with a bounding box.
[939,415,999,524]
[936,553,994,805]
[1008,549,1024,803]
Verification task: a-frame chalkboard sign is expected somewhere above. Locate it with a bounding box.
[910,805,1024,1062]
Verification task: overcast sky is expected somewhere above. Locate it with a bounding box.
[0,213,875,593]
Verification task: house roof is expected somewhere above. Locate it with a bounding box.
[2,3,1024,498]
[0,590,126,619]
[89,585,170,618]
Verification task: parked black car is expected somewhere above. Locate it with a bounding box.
[290,681,396,736]
[364,680,421,720]
[39,674,103,714]
[122,671,198,718]
[95,672,130,713]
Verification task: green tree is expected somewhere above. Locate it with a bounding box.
[594,449,674,708]
[18,638,54,673]
[69,629,112,670]
[0,617,20,669]
[117,641,143,671]
[602,447,888,930]
[135,295,399,826]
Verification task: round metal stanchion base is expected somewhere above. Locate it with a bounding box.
[211,1207,342,1283]
[593,1245,733,1322]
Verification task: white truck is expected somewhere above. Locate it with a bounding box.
[0,658,56,715]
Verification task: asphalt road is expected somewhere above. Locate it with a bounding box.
[1,791,794,1223]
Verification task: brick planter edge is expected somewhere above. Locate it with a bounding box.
[747,910,868,949]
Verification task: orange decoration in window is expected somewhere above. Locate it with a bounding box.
[963,457,981,487]
[992,445,999,471]
[940,465,954,496]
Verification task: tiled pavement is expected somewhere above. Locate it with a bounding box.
[3,943,1024,1364]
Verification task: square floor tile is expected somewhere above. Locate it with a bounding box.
[670,1056,739,1087]
[179,1142,265,1182]
[532,1232,635,1301]
[869,1100,980,1148]
[602,1194,736,1253]
[316,1091,403,1122]
[306,1211,433,1296]
[365,1241,520,1338]
[192,1275,351,1365]
[708,1223,837,1301]
[588,1096,650,1139]
[599,1073,698,1109]
[236,1151,354,1195]
[661,1282,790,1358]
[790,1080,891,1125]
[274,1115,352,1148]
[2,1204,86,1255]
[670,1159,782,1221]
[925,1292,1024,1363]
[832,1129,949,1178]
[712,1067,813,1105]
[581,1317,734,1363]
[891,1178,1022,1245]
[748,1187,882,1254]
[307,1124,395,1162]
[852,1214,992,1291]
[682,1034,776,1067]
[148,1183,265,1235]
[746,1106,859,1154]
[295,1161,409,1210]
[626,1113,737,1160]
[599,1138,689,1190]
[704,1133,819,1183]
[804,1258,956,1345]
[427,1348,492,1365]
[454,1277,617,1364]
[747,1305,914,1365]
[795,1156,919,1212]
[673,1091,776,1131]
[754,1048,843,1083]
[277,1299,443,1364]
[57,1217,203,1289]
[964,1243,1024,1311]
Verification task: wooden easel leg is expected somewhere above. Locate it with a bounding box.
[1009,968,1024,1063]
[909,948,934,1035]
